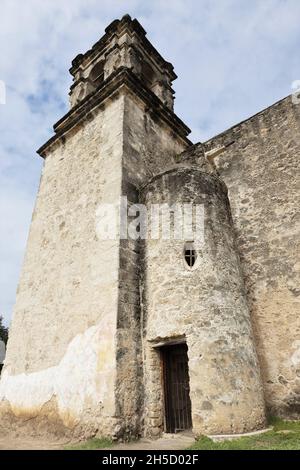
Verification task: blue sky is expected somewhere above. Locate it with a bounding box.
[0,0,299,325]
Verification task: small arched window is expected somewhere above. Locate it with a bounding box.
[184,242,197,268]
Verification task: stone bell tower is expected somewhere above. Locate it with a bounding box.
[69,14,176,110]
[0,15,191,439]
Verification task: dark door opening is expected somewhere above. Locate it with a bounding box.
[161,343,192,433]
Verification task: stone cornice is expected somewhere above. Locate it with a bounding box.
[37,67,192,158]
[69,15,176,80]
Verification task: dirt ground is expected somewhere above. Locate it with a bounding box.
[0,436,67,450]
[105,433,195,451]
[0,432,195,451]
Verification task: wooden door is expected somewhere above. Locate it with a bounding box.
[162,343,192,433]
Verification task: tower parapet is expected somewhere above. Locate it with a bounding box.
[69,14,176,110]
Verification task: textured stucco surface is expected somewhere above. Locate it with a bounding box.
[0,96,124,436]
[1,15,299,441]
[122,92,188,187]
[141,168,266,436]
[114,91,189,439]
[0,83,189,438]
[204,95,300,418]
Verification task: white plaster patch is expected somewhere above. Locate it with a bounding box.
[0,316,116,424]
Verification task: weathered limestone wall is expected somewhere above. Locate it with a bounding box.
[113,90,190,438]
[141,167,266,436]
[122,92,189,187]
[0,13,192,439]
[0,76,191,440]
[115,181,143,439]
[204,95,300,418]
[0,95,125,437]
[6,13,298,440]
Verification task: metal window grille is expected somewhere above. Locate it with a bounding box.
[184,249,196,267]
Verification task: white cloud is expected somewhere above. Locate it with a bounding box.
[0,0,299,325]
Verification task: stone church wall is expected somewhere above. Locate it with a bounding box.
[204,95,300,418]
[1,13,298,440]
[0,96,125,437]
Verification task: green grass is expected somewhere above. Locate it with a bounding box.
[188,418,300,450]
[64,418,300,451]
[65,437,113,450]
[269,416,300,432]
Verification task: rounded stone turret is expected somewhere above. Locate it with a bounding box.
[140,160,266,436]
